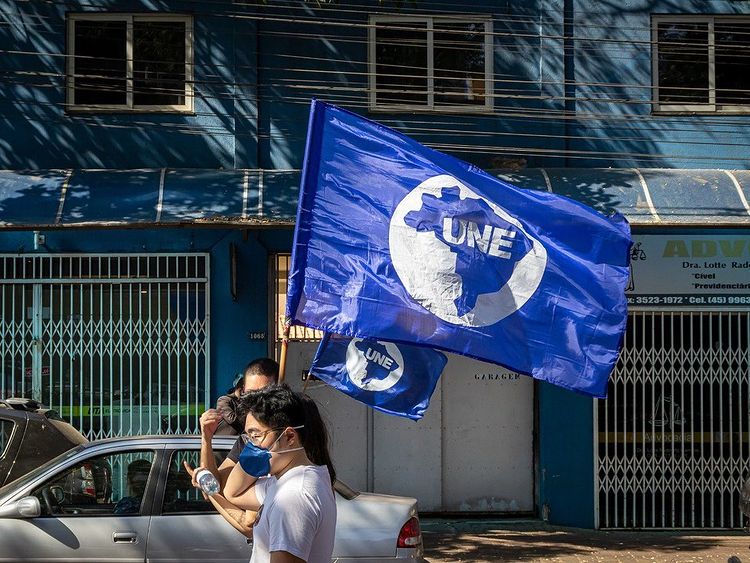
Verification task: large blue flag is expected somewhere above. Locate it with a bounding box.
[310,333,447,420]
[287,100,631,398]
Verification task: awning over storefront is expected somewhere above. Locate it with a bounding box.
[495,168,750,226]
[1,168,749,229]
[0,169,301,229]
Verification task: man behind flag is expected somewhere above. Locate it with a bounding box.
[310,332,447,421]
[287,100,631,398]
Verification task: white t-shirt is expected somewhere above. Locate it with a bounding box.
[252,475,275,504]
[251,465,336,563]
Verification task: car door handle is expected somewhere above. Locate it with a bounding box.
[113,532,138,544]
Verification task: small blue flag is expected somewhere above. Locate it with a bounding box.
[287,100,631,398]
[310,333,447,420]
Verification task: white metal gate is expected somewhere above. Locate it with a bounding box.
[596,310,750,529]
[0,254,209,439]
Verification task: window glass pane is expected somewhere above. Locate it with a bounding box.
[163,449,227,514]
[31,450,155,516]
[715,22,750,105]
[375,22,428,105]
[657,22,709,105]
[434,21,487,106]
[133,21,187,106]
[73,20,127,105]
[0,419,13,458]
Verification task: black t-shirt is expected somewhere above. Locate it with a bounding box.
[227,435,244,463]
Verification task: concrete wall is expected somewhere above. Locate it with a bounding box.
[283,341,536,512]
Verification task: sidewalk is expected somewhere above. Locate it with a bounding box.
[421,519,750,562]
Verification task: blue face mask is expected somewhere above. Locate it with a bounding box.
[238,425,304,477]
[238,441,273,477]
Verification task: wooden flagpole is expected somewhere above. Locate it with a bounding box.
[277,321,291,383]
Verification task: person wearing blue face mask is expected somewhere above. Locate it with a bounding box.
[236,423,305,477]
[223,384,336,563]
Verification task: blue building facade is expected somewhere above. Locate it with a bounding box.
[2,0,750,528]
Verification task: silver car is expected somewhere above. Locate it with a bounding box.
[0,435,425,562]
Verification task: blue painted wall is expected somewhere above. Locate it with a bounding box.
[538,381,595,527]
[567,0,750,168]
[3,0,750,170]
[0,0,568,170]
[254,0,567,170]
[0,1,246,168]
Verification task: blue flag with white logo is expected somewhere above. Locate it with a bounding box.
[310,332,447,420]
[287,100,631,398]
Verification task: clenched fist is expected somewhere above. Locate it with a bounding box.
[200,408,223,439]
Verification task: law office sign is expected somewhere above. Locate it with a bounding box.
[626,234,750,308]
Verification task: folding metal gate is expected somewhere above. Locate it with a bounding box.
[596,310,750,529]
[0,254,209,439]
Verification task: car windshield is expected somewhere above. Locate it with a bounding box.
[0,443,88,497]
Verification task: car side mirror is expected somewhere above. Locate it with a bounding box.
[0,496,41,519]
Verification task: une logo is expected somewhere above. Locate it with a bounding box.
[388,174,548,327]
[345,338,404,392]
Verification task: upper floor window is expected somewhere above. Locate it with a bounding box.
[369,16,493,112]
[67,14,193,112]
[653,16,750,113]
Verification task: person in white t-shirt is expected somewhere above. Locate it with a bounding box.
[223,384,337,563]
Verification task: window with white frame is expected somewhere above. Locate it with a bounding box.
[653,16,750,112]
[369,16,493,111]
[67,14,193,112]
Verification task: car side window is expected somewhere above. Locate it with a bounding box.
[161,449,227,514]
[0,419,13,458]
[31,450,156,517]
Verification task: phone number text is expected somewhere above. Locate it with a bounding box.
[627,295,750,306]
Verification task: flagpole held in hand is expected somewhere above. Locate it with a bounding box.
[278,320,291,383]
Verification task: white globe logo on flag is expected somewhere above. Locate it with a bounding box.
[345,338,404,392]
[388,174,548,327]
